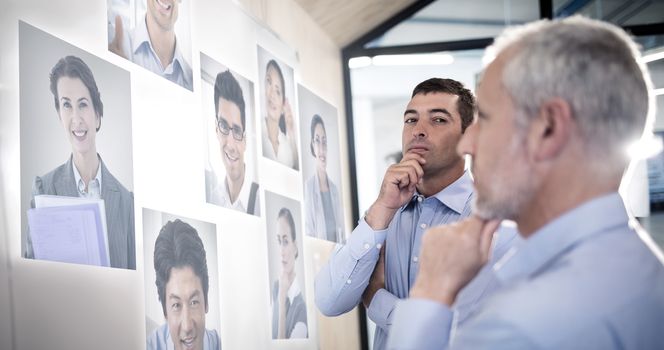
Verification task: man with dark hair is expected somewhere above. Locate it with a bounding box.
[410,78,475,133]
[205,70,260,216]
[315,78,518,349]
[147,219,221,350]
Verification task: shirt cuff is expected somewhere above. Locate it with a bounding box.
[289,322,308,339]
[387,298,454,350]
[347,218,388,260]
[367,288,398,330]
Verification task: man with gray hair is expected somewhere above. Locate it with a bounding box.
[388,16,664,349]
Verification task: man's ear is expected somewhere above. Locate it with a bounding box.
[529,98,573,161]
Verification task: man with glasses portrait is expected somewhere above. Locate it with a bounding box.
[205,70,260,215]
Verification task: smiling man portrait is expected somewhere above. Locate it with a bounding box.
[205,69,260,216]
[108,0,193,90]
[148,219,221,350]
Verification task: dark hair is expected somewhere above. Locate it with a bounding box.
[411,78,475,132]
[277,207,296,242]
[266,60,287,133]
[154,219,209,317]
[214,70,246,130]
[309,114,326,156]
[49,56,104,132]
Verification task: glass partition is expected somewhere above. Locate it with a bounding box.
[554,0,664,26]
[364,0,539,48]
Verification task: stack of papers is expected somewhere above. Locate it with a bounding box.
[27,195,110,267]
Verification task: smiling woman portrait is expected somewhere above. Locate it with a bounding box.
[257,46,300,170]
[24,55,135,269]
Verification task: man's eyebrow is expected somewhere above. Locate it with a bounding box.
[404,109,417,116]
[429,108,452,117]
[188,290,201,300]
[167,290,202,303]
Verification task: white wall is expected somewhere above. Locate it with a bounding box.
[0,0,359,349]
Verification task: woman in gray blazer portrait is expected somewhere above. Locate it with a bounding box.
[304,114,343,243]
[25,55,135,270]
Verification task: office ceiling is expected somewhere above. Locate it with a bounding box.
[292,0,539,48]
[295,0,664,49]
[293,0,418,47]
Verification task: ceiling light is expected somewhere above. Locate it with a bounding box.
[371,53,454,66]
[348,56,371,69]
[641,48,664,63]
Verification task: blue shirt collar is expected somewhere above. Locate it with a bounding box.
[132,15,152,54]
[133,15,187,74]
[402,170,474,214]
[493,192,629,284]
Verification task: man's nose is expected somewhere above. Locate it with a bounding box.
[227,138,240,148]
[457,122,477,157]
[180,306,194,335]
[412,122,427,139]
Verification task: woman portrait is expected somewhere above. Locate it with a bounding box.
[297,85,346,243]
[23,54,135,269]
[271,207,308,339]
[257,46,299,170]
[304,115,343,242]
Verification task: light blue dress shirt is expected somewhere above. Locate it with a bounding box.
[147,323,221,350]
[123,14,193,91]
[315,171,519,350]
[388,192,664,350]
